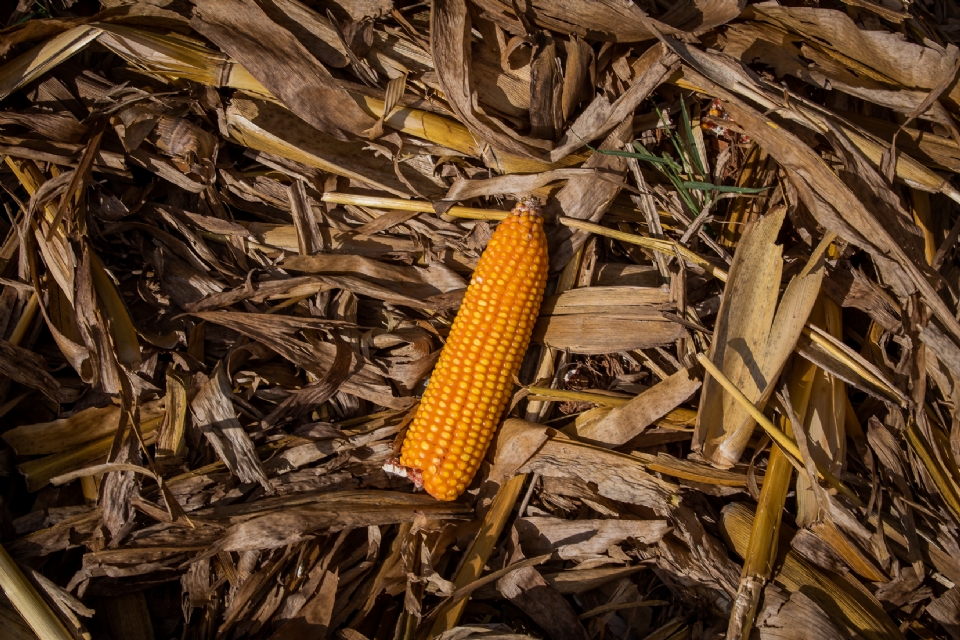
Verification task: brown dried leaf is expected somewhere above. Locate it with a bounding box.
[443,168,595,202]
[928,588,960,640]
[753,585,849,640]
[191,363,272,492]
[262,335,352,427]
[283,253,466,300]
[191,311,414,409]
[191,0,376,140]
[496,566,588,640]
[516,517,670,558]
[0,338,61,402]
[488,419,552,485]
[472,0,744,43]
[211,492,468,552]
[519,437,679,511]
[746,5,960,101]
[677,52,960,346]
[722,502,905,640]
[265,570,338,640]
[431,0,552,162]
[533,315,688,355]
[225,96,442,197]
[549,44,679,162]
[546,119,633,271]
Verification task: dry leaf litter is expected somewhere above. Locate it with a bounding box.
[2,1,960,639]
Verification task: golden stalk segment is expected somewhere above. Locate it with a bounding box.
[319,193,498,220]
[526,386,632,407]
[6,293,39,347]
[726,445,794,640]
[0,541,74,640]
[0,292,40,405]
[428,474,527,633]
[18,417,163,492]
[910,189,937,264]
[801,325,904,405]
[905,416,960,523]
[726,357,815,640]
[390,199,548,500]
[0,25,102,101]
[557,217,729,281]
[719,144,769,247]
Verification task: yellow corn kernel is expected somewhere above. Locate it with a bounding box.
[392,198,548,500]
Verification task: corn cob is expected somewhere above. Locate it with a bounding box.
[385,198,548,500]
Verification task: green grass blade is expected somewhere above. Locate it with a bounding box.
[680,181,772,194]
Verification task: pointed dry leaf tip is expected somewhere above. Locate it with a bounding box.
[396,198,549,500]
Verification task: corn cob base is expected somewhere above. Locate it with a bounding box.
[384,198,548,500]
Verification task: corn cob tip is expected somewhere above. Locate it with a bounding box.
[383,458,423,489]
[515,197,543,218]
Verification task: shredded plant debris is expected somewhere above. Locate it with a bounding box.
[3,1,960,639]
